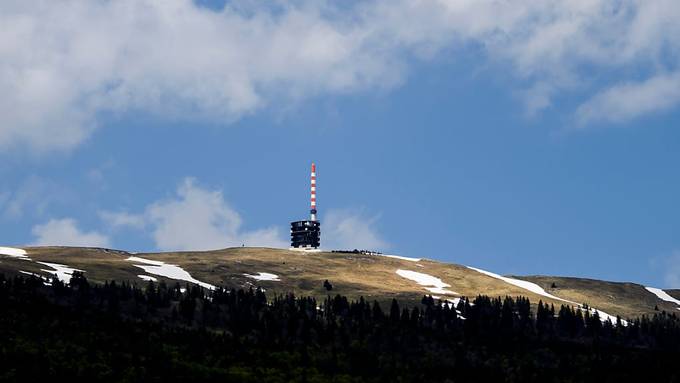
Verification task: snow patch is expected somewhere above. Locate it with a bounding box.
[19,270,42,278]
[466,266,627,325]
[466,266,568,303]
[125,256,215,290]
[449,297,462,307]
[289,247,322,253]
[37,262,83,284]
[586,308,623,324]
[645,287,680,309]
[0,246,29,259]
[244,272,280,281]
[439,298,467,319]
[381,254,422,262]
[396,269,458,295]
[138,275,158,282]
[19,270,52,286]
[127,256,164,266]
[20,270,49,280]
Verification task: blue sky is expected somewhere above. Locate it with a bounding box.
[1,1,680,287]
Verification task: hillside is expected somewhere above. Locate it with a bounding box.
[1,246,678,320]
[5,268,680,382]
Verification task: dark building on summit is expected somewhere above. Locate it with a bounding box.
[290,163,320,249]
[290,220,320,248]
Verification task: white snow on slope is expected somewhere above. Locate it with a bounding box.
[244,272,280,281]
[127,256,164,266]
[138,275,158,282]
[289,248,322,253]
[37,262,83,284]
[381,254,422,262]
[19,270,42,278]
[645,287,680,309]
[586,308,624,324]
[467,266,627,325]
[466,266,568,303]
[396,269,458,295]
[126,256,215,290]
[0,246,29,259]
[448,297,462,307]
[19,270,51,284]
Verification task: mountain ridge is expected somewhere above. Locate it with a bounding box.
[1,245,677,320]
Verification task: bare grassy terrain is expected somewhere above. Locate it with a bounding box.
[0,246,676,319]
[667,289,680,301]
[518,275,679,319]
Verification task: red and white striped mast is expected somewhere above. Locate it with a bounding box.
[310,163,317,221]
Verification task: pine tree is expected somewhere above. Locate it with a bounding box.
[390,299,400,322]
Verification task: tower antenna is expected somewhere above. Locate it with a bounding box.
[310,163,317,221]
[290,162,321,249]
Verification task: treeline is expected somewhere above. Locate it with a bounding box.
[1,273,679,382]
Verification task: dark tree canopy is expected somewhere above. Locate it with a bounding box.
[1,273,679,382]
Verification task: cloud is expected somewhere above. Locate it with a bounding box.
[322,208,389,251]
[576,71,680,125]
[102,178,287,251]
[32,218,111,247]
[0,1,402,152]
[98,211,146,230]
[2,0,680,152]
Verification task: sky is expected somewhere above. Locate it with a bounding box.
[1,0,679,287]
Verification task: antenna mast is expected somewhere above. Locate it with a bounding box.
[310,163,317,221]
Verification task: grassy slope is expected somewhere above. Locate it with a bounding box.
[666,290,680,301]
[0,246,675,318]
[518,275,679,318]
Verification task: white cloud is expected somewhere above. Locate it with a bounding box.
[98,211,146,230]
[0,1,402,152]
[32,218,111,247]
[2,0,680,152]
[522,82,555,117]
[576,71,680,124]
[322,208,389,251]
[348,0,680,119]
[48,182,387,252]
[102,178,287,251]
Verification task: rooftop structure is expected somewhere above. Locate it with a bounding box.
[290,163,320,249]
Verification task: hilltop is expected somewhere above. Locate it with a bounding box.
[1,246,678,320]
